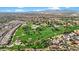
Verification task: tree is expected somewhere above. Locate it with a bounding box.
[23,25,31,35]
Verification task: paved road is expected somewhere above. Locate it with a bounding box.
[0,21,23,45]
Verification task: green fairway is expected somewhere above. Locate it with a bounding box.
[13,23,79,49]
[13,24,63,41]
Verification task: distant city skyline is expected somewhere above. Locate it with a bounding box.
[0,7,79,12]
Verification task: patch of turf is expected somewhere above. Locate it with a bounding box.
[13,23,79,49]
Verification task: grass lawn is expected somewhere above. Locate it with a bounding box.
[13,25,64,41]
[13,23,79,49]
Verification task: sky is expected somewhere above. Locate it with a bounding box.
[0,0,79,7]
[0,7,79,12]
[0,0,79,12]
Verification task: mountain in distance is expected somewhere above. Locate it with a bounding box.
[0,7,79,16]
[32,9,79,16]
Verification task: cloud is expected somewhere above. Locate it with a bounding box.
[65,7,70,8]
[36,10,41,11]
[17,7,25,8]
[33,9,42,11]
[15,9,24,12]
[6,10,12,12]
[48,7,60,10]
[0,9,12,12]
